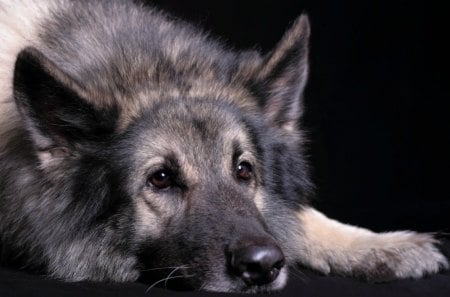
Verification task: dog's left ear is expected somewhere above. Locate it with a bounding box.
[252,14,310,131]
[13,47,118,167]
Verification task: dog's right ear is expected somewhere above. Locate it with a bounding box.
[13,47,118,165]
[250,15,310,132]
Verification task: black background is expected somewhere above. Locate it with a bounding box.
[149,0,449,233]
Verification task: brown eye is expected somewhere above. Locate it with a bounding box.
[236,161,253,181]
[148,169,173,189]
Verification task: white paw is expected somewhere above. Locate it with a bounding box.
[368,232,448,280]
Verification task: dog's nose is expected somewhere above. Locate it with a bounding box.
[230,244,285,286]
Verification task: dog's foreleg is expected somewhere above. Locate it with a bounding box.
[294,207,448,281]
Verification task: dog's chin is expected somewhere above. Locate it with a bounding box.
[200,267,289,293]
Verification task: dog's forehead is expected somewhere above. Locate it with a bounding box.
[112,78,259,132]
[128,99,257,161]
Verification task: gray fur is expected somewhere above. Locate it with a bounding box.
[0,0,447,293]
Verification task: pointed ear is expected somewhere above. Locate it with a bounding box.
[252,14,310,131]
[13,47,118,158]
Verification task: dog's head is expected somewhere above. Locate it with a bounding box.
[12,15,311,292]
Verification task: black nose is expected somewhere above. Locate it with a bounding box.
[229,244,285,286]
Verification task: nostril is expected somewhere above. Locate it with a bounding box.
[230,244,285,286]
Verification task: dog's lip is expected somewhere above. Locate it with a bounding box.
[200,265,288,293]
[244,266,288,293]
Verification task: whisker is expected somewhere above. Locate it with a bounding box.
[198,283,207,291]
[164,266,183,288]
[290,267,308,282]
[145,274,195,293]
[140,265,190,272]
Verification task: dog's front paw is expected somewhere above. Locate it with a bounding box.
[351,232,448,281]
[295,208,448,282]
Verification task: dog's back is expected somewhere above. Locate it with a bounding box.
[0,0,260,137]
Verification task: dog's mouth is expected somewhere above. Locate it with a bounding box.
[200,266,289,293]
[139,241,288,293]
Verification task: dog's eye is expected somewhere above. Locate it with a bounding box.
[236,161,253,181]
[147,169,173,189]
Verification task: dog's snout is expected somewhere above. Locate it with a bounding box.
[230,244,285,286]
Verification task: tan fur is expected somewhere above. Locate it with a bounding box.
[295,207,449,280]
[134,198,164,240]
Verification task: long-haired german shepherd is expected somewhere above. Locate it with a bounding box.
[0,0,447,293]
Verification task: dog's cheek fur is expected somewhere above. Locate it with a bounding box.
[0,141,140,281]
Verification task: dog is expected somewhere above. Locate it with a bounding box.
[0,0,447,293]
